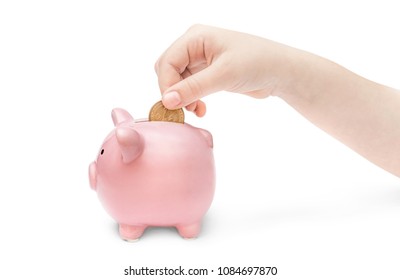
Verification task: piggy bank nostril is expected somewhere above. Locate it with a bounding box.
[101,149,104,155]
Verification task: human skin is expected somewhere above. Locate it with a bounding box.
[155,24,400,177]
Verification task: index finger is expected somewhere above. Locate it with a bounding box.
[154,34,191,93]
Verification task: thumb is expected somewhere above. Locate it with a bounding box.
[162,63,226,109]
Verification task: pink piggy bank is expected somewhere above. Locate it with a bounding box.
[88,108,215,241]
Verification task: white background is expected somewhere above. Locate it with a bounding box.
[1,1,399,279]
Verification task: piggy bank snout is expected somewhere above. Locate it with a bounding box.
[89,161,97,191]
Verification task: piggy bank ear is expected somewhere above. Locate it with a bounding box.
[115,127,143,164]
[112,108,133,126]
[198,128,213,148]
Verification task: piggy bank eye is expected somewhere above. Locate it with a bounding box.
[100,149,104,155]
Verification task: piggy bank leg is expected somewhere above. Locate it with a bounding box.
[119,224,146,242]
[176,222,201,239]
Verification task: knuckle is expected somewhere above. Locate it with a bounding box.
[187,23,206,35]
[187,24,201,32]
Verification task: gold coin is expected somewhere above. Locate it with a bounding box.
[149,101,184,124]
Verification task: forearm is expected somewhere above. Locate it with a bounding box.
[278,51,400,177]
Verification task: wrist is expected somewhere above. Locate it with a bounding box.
[275,49,340,107]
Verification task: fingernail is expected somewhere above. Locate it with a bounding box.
[162,91,181,108]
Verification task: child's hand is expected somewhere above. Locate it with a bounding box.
[155,24,400,177]
[155,24,296,116]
